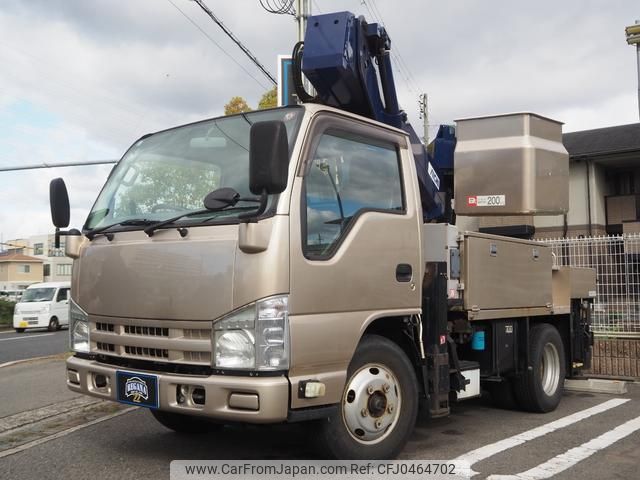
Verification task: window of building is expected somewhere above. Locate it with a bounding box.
[43,264,51,277]
[33,243,44,255]
[303,131,404,258]
[56,264,72,276]
[18,264,31,273]
[48,239,66,257]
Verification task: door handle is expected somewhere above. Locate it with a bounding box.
[396,264,412,282]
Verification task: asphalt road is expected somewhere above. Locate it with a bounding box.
[0,358,638,480]
[0,328,69,364]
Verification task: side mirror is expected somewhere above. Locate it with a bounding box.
[50,178,70,228]
[249,121,289,196]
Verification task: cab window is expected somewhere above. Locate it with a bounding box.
[303,131,404,259]
[56,288,69,302]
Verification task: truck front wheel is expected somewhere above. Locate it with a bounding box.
[514,324,566,413]
[150,409,222,434]
[318,334,418,459]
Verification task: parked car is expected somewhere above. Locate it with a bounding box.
[13,282,71,332]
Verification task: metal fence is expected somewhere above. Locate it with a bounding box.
[541,234,640,337]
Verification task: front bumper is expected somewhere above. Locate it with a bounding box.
[13,313,47,328]
[66,355,290,424]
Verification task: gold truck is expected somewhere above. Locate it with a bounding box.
[50,105,594,459]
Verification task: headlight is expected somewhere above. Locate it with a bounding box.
[69,299,90,353]
[213,295,289,371]
[40,304,50,314]
[14,306,21,315]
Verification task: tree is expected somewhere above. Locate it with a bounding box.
[224,96,252,115]
[258,87,277,110]
[114,161,220,217]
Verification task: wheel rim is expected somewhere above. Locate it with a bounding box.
[341,363,401,445]
[540,342,560,396]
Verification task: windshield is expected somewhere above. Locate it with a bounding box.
[85,107,303,230]
[20,288,55,303]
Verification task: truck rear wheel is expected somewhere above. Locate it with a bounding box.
[318,334,418,459]
[150,409,222,434]
[514,324,565,413]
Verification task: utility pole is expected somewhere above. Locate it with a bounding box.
[626,20,640,120]
[419,93,429,145]
[295,0,310,43]
[295,0,312,94]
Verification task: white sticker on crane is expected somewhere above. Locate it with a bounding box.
[467,195,506,207]
[427,162,440,190]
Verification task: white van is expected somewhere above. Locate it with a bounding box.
[13,282,71,332]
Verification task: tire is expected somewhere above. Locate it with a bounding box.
[150,409,223,434]
[514,324,566,413]
[318,334,419,459]
[48,317,59,332]
[15,328,25,333]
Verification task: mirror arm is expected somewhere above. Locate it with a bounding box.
[54,228,82,248]
[238,189,268,223]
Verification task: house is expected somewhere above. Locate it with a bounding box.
[0,253,44,291]
[4,234,71,283]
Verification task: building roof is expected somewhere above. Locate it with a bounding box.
[0,253,43,263]
[563,123,640,157]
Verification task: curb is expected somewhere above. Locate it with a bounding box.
[0,354,65,369]
[565,378,628,395]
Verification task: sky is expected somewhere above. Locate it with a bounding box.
[0,0,638,243]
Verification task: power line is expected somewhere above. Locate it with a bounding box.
[259,0,296,16]
[164,0,270,90]
[0,160,118,172]
[360,0,422,94]
[192,0,277,86]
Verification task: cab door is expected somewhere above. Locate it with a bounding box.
[287,113,423,406]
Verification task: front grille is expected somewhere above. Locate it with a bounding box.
[124,325,168,337]
[183,351,211,363]
[124,345,168,359]
[96,341,115,352]
[183,329,210,340]
[90,318,212,366]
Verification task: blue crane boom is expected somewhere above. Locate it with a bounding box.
[292,11,454,222]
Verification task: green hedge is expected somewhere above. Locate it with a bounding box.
[0,301,15,325]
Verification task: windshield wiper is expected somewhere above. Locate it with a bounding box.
[144,187,266,237]
[86,219,157,240]
[143,204,262,237]
[143,209,212,237]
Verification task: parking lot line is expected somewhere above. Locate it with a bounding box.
[488,414,640,480]
[454,398,630,477]
[0,333,56,342]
